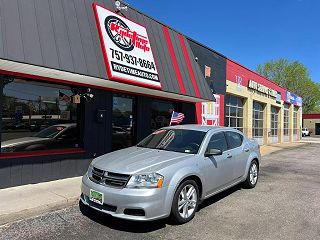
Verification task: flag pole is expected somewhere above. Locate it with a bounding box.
[169,111,174,126]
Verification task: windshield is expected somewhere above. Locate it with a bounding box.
[34,126,66,138]
[137,129,206,154]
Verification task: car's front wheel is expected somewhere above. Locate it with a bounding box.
[243,160,259,189]
[170,180,199,224]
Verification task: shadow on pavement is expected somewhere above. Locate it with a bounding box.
[79,184,242,233]
[79,200,167,233]
[198,184,242,211]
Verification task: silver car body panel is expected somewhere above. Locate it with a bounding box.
[81,125,261,221]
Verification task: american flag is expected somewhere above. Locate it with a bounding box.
[170,111,185,125]
[59,91,71,103]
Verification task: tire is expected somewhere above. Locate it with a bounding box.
[243,160,259,189]
[170,180,199,224]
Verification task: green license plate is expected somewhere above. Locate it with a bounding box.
[89,189,104,205]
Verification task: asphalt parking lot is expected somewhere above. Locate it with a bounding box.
[1,143,319,240]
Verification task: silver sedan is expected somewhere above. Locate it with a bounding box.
[81,125,261,224]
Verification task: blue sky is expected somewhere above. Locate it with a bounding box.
[125,0,319,83]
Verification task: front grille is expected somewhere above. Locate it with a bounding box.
[90,167,130,188]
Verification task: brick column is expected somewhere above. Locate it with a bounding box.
[244,98,253,138]
[278,105,284,143]
[264,103,271,144]
[289,104,294,142]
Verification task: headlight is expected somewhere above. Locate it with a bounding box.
[126,173,164,189]
[86,163,93,176]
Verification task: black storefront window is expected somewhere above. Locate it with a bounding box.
[1,79,81,153]
[151,100,175,131]
[112,94,135,151]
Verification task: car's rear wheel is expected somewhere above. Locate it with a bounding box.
[170,180,199,224]
[243,160,259,189]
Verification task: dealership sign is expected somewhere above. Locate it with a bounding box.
[93,3,161,89]
[248,79,277,98]
[286,91,302,107]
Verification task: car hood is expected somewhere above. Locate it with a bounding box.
[92,147,194,174]
[1,137,49,148]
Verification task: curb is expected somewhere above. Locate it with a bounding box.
[0,196,80,227]
[260,142,309,157]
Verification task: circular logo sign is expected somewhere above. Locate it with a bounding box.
[105,15,134,51]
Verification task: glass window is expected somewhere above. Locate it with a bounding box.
[151,100,175,131]
[270,106,279,137]
[112,95,134,151]
[293,107,298,135]
[1,79,80,153]
[225,95,244,132]
[252,101,264,137]
[206,132,228,152]
[283,104,289,136]
[137,129,206,154]
[225,131,243,149]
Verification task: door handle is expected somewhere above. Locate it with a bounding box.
[227,155,232,158]
[244,148,249,152]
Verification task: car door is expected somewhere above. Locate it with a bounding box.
[53,127,78,149]
[202,131,235,196]
[224,131,248,179]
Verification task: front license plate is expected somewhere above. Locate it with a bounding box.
[89,189,104,205]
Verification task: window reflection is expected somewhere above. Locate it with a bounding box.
[252,101,264,137]
[112,95,133,151]
[225,95,244,132]
[1,79,79,153]
[151,100,174,131]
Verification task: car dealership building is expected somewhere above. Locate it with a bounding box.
[0,0,302,188]
[302,114,320,135]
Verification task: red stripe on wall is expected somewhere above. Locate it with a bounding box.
[302,114,320,119]
[162,26,186,94]
[219,94,225,126]
[178,34,200,98]
[196,102,202,124]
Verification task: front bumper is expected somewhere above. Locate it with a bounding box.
[81,175,172,221]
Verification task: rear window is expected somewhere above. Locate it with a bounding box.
[225,131,243,149]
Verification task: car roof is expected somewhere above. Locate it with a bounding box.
[162,124,237,133]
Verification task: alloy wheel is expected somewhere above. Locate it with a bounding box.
[178,184,198,219]
[249,163,258,185]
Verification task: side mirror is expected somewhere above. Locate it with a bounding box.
[205,148,222,157]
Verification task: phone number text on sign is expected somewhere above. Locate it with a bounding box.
[93,4,161,89]
[110,48,156,71]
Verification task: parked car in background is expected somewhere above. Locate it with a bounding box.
[1,123,78,153]
[302,128,311,137]
[81,125,261,224]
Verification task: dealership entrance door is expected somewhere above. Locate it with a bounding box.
[112,95,135,151]
[315,123,320,135]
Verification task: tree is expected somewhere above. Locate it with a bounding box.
[257,59,320,113]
